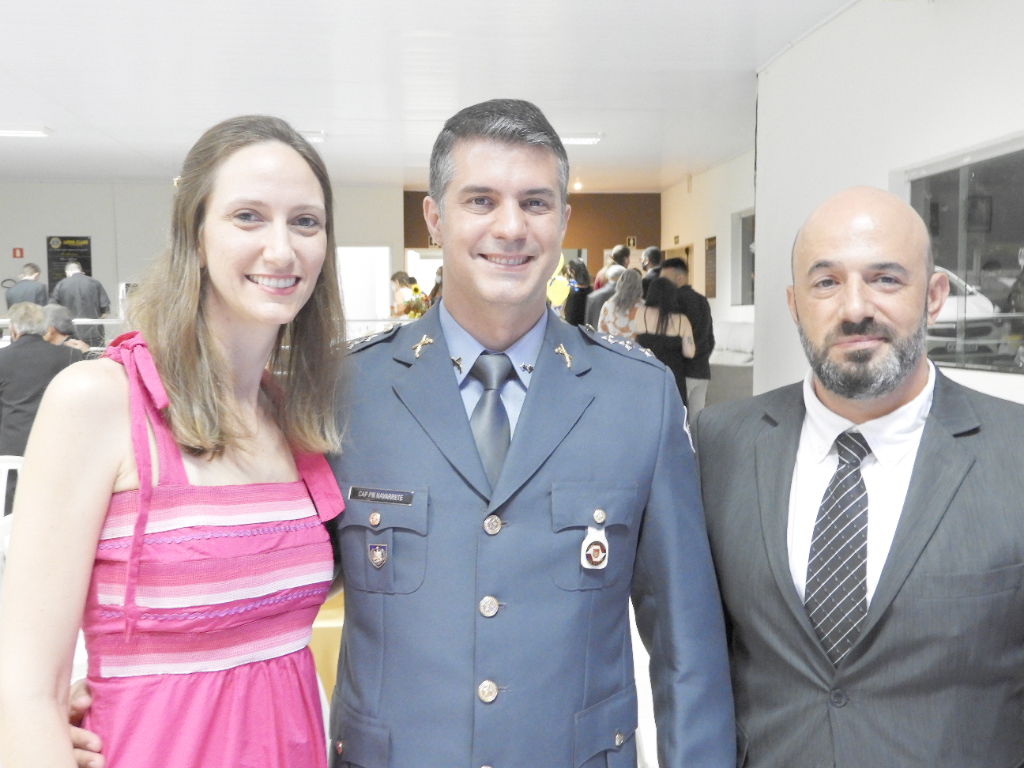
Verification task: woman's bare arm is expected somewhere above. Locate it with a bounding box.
[0,360,131,768]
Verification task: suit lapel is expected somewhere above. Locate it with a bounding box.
[753,389,826,650]
[391,307,492,499]
[487,314,594,513]
[855,372,978,643]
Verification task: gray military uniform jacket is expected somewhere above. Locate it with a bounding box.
[694,372,1024,768]
[328,306,734,768]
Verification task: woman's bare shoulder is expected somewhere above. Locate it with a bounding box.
[41,358,129,421]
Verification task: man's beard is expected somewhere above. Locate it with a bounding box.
[798,315,927,400]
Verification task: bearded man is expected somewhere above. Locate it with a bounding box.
[693,186,1024,768]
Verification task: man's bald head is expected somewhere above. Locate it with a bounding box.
[793,187,932,280]
[785,185,949,418]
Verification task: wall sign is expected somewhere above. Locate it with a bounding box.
[12,248,23,259]
[46,236,92,287]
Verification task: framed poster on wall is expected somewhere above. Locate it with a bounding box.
[46,236,92,288]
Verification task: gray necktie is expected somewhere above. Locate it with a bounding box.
[468,353,514,489]
[805,430,870,666]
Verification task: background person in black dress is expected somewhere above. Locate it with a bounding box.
[635,276,695,406]
[561,257,592,327]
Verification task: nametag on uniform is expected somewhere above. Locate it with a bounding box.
[581,526,609,570]
[349,487,413,505]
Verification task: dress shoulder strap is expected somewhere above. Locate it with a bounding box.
[102,332,189,487]
[294,452,344,523]
[102,331,188,638]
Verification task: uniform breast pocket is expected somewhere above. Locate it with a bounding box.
[550,482,639,591]
[337,484,429,594]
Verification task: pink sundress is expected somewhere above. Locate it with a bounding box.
[80,332,343,767]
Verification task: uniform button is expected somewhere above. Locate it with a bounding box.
[614,731,625,747]
[335,740,343,755]
[478,680,499,703]
[483,515,502,535]
[593,508,607,524]
[829,688,848,707]
[369,511,381,526]
[479,596,499,617]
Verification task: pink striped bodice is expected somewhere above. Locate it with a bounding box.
[83,332,343,679]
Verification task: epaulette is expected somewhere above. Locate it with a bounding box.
[576,324,661,366]
[346,323,401,353]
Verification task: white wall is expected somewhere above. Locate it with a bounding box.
[661,150,756,326]
[0,181,172,314]
[332,186,405,276]
[754,0,1024,402]
[0,181,406,316]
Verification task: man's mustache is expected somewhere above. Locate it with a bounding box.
[825,318,894,344]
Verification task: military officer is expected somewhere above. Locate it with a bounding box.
[328,99,733,767]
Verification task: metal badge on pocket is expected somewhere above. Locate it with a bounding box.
[581,526,609,570]
[368,544,388,569]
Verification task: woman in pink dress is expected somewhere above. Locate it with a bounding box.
[0,116,346,768]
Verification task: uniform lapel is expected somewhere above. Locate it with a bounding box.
[753,389,827,651]
[391,307,492,500]
[487,314,594,513]
[855,372,978,644]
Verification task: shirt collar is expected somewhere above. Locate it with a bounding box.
[801,360,936,468]
[438,300,547,388]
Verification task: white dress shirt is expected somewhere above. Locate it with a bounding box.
[437,300,546,437]
[788,362,936,604]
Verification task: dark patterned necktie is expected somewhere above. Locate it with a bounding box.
[468,353,514,489]
[805,430,871,666]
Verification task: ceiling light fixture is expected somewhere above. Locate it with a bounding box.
[560,133,602,146]
[0,127,51,138]
[300,130,326,144]
[573,181,583,191]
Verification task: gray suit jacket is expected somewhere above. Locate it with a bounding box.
[693,372,1024,768]
[327,306,734,768]
[585,283,616,329]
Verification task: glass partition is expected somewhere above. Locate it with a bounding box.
[911,148,1024,374]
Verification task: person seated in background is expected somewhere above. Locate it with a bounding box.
[0,302,82,514]
[5,264,48,310]
[635,276,695,406]
[42,304,91,354]
[585,263,625,328]
[593,243,631,290]
[561,257,592,326]
[598,268,644,339]
[390,270,416,317]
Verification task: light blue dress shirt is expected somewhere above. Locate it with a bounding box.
[438,299,546,436]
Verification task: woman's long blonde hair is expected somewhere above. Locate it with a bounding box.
[128,115,345,457]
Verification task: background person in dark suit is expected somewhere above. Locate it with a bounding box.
[0,302,82,513]
[660,257,714,418]
[694,186,1024,768]
[50,261,110,348]
[4,264,47,310]
[640,246,662,298]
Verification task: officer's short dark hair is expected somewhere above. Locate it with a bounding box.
[643,247,662,267]
[661,257,688,275]
[611,245,631,267]
[429,99,569,214]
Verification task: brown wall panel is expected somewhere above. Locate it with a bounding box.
[403,191,660,279]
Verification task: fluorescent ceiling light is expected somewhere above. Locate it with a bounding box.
[301,130,326,143]
[0,127,51,138]
[560,133,602,145]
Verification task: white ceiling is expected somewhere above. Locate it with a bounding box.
[0,0,854,192]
